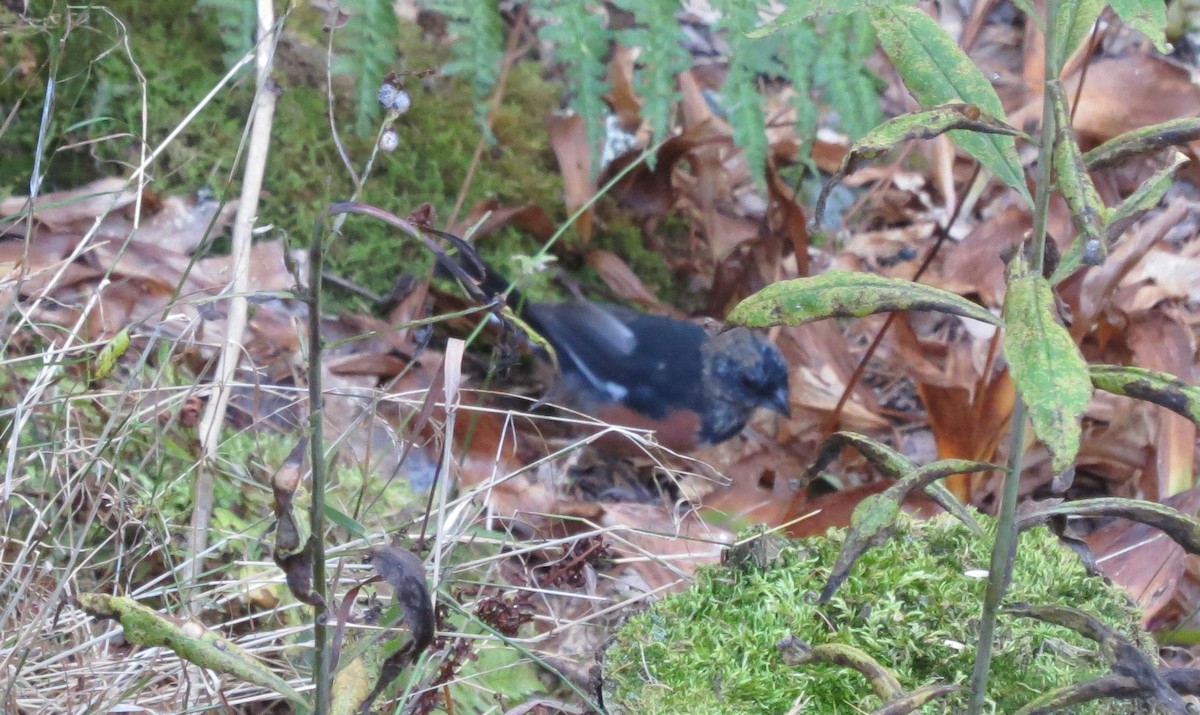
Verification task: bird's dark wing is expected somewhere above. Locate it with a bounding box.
[525,300,707,417]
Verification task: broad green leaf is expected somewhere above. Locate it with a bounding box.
[727,271,1000,328]
[1109,0,1170,52]
[870,4,1032,205]
[1106,151,1188,238]
[1090,364,1200,423]
[1003,255,1091,475]
[748,0,905,37]
[1049,82,1108,265]
[77,594,309,710]
[1083,117,1200,170]
[815,103,1029,224]
[1056,0,1105,62]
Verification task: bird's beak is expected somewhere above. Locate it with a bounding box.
[769,385,791,417]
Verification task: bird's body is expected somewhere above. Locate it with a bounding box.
[450,259,791,451]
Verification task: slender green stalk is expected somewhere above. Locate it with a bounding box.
[967,1,1060,711]
[966,402,1027,713]
[307,210,331,714]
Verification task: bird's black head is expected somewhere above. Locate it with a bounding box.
[699,328,791,443]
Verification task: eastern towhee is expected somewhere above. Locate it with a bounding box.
[448,257,791,451]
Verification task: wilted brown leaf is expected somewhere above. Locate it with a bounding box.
[0,178,137,233]
[1086,486,1200,627]
[1129,312,1198,499]
[587,249,677,313]
[545,112,595,242]
[450,197,557,242]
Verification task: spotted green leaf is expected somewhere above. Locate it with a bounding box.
[1109,0,1170,53]
[1083,117,1200,171]
[1003,254,1092,475]
[727,271,1000,328]
[1107,151,1188,236]
[816,103,1029,224]
[870,4,1032,205]
[1050,82,1108,267]
[91,328,130,381]
[77,594,309,710]
[1056,0,1105,62]
[1090,364,1200,423]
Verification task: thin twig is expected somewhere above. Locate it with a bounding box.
[822,163,984,436]
[187,0,280,601]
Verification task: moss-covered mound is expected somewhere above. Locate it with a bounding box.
[603,513,1155,714]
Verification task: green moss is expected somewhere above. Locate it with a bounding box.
[4,3,714,317]
[603,513,1154,714]
[2,2,566,306]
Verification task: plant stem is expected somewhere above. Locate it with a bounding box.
[967,1,1060,712]
[189,0,279,607]
[308,212,330,715]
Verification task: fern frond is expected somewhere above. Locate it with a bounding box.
[333,0,400,136]
[530,0,610,168]
[715,0,785,190]
[785,21,822,156]
[611,0,691,145]
[815,12,882,140]
[425,0,506,141]
[197,0,256,71]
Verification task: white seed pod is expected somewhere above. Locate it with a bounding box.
[379,127,400,153]
[377,83,398,110]
[389,88,411,114]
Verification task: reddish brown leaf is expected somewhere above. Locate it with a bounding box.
[586,249,677,313]
[545,112,595,242]
[766,161,810,276]
[1129,313,1198,499]
[1085,488,1200,627]
[451,198,556,242]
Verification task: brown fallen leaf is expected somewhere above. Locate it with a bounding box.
[1085,486,1200,627]
[545,112,595,243]
[586,249,678,314]
[541,500,731,592]
[449,197,556,242]
[1128,312,1198,500]
[200,239,296,293]
[0,177,136,233]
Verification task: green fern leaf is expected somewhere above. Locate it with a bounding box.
[785,21,822,154]
[611,0,692,145]
[531,0,610,169]
[197,0,256,71]
[817,12,882,140]
[716,0,785,190]
[333,0,400,136]
[426,0,505,141]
